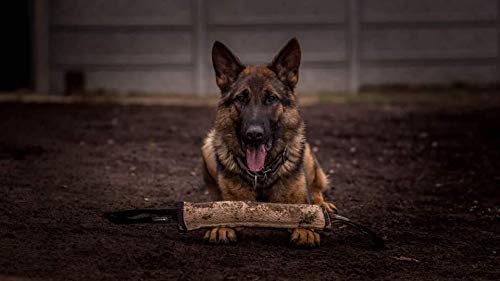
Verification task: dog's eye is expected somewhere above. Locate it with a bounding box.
[265,94,278,105]
[235,90,248,104]
[236,95,245,102]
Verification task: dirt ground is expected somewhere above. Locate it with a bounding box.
[0,94,499,280]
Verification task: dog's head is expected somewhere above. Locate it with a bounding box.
[212,38,303,173]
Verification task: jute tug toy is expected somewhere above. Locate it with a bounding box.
[105,201,384,248]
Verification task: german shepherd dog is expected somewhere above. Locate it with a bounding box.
[202,38,336,247]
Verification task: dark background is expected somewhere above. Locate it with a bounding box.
[1,1,32,91]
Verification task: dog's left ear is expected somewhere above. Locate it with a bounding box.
[269,38,301,89]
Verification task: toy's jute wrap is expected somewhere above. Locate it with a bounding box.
[179,201,331,231]
[105,200,384,248]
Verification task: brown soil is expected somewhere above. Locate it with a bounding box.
[0,96,499,280]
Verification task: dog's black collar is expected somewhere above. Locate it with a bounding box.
[235,146,288,190]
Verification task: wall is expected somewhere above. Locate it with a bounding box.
[43,0,499,95]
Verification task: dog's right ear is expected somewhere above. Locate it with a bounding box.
[212,41,245,92]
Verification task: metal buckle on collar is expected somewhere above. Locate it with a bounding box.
[250,167,272,190]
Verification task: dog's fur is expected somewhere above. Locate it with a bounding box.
[201,38,335,247]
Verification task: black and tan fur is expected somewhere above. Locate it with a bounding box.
[202,38,336,247]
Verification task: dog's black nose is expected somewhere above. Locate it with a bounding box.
[245,125,264,142]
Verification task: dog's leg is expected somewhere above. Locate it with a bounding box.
[201,131,221,200]
[304,143,337,213]
[202,134,238,244]
[201,133,236,244]
[270,175,322,248]
[203,226,237,244]
[290,227,321,248]
[203,176,256,245]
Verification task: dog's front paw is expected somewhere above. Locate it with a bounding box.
[315,200,338,214]
[204,226,237,244]
[290,228,320,248]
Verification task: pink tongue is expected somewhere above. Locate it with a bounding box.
[246,144,267,172]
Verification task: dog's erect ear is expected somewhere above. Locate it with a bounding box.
[269,38,301,89]
[212,41,245,91]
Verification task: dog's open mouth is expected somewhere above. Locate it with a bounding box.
[245,140,272,172]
